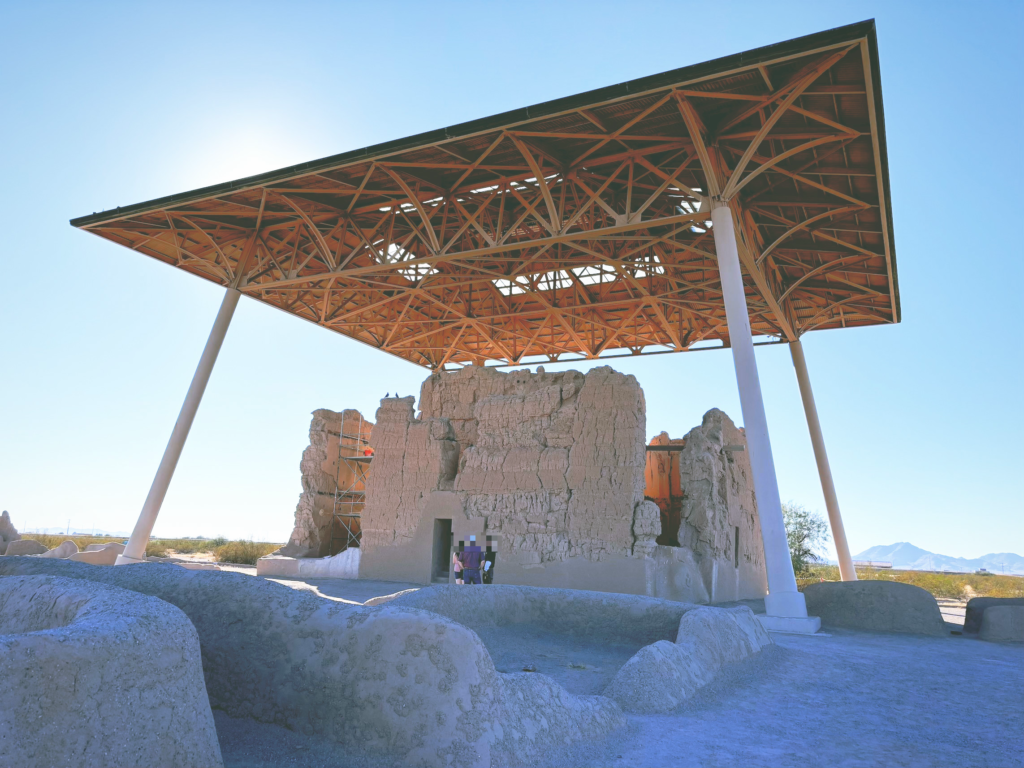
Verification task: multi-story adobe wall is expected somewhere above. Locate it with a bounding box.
[354,365,766,603]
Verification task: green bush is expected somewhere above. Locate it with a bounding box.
[143,537,233,557]
[145,540,169,558]
[214,540,279,565]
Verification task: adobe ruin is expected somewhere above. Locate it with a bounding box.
[277,408,372,558]
[275,365,768,603]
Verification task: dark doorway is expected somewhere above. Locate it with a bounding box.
[431,519,453,583]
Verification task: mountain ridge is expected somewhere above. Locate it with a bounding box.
[852,542,1024,575]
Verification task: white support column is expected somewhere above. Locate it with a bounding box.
[790,339,858,582]
[710,203,818,631]
[116,288,240,565]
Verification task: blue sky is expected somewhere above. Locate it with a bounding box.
[1,1,1021,558]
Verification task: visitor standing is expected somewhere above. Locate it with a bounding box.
[482,550,496,584]
[460,535,483,585]
[452,549,463,584]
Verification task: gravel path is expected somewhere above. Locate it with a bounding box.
[215,627,1023,767]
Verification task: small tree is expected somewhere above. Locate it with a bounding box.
[781,501,830,574]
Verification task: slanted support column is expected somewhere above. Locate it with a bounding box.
[116,288,240,565]
[790,339,858,582]
[710,203,816,628]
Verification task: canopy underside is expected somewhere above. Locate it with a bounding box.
[73,20,897,369]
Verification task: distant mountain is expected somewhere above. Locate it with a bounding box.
[853,542,1024,575]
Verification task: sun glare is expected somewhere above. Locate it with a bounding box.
[178,125,321,190]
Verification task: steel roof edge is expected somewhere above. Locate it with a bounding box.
[865,23,900,323]
[70,19,877,229]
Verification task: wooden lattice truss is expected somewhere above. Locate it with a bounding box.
[73,21,898,369]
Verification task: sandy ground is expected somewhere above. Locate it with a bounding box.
[212,576,1022,767]
[475,622,645,695]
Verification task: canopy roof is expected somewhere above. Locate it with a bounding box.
[73,20,897,369]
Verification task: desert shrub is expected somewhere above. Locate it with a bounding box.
[145,540,169,557]
[782,502,830,574]
[20,533,125,552]
[142,537,231,556]
[155,538,212,554]
[18,533,279,562]
[214,540,279,565]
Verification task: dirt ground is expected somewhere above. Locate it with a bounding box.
[936,597,967,626]
[475,622,646,695]
[212,577,1022,768]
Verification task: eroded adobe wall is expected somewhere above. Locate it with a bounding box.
[674,409,768,601]
[0,510,21,555]
[425,365,648,562]
[281,409,373,558]
[358,366,651,584]
[360,397,460,552]
[341,367,765,602]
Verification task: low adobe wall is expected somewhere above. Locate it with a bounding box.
[387,584,695,646]
[979,606,1024,643]
[803,580,947,636]
[964,597,1024,634]
[389,585,773,715]
[0,575,222,768]
[604,605,772,713]
[0,558,622,768]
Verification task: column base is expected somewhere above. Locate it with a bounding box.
[765,590,809,618]
[757,615,822,634]
[114,554,148,566]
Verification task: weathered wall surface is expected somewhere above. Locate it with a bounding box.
[0,574,222,768]
[360,397,460,551]
[281,409,373,558]
[673,409,768,602]
[429,365,647,563]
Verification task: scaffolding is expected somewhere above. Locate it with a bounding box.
[328,411,371,555]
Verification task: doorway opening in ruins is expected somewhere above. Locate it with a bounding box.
[644,436,686,547]
[431,519,453,584]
